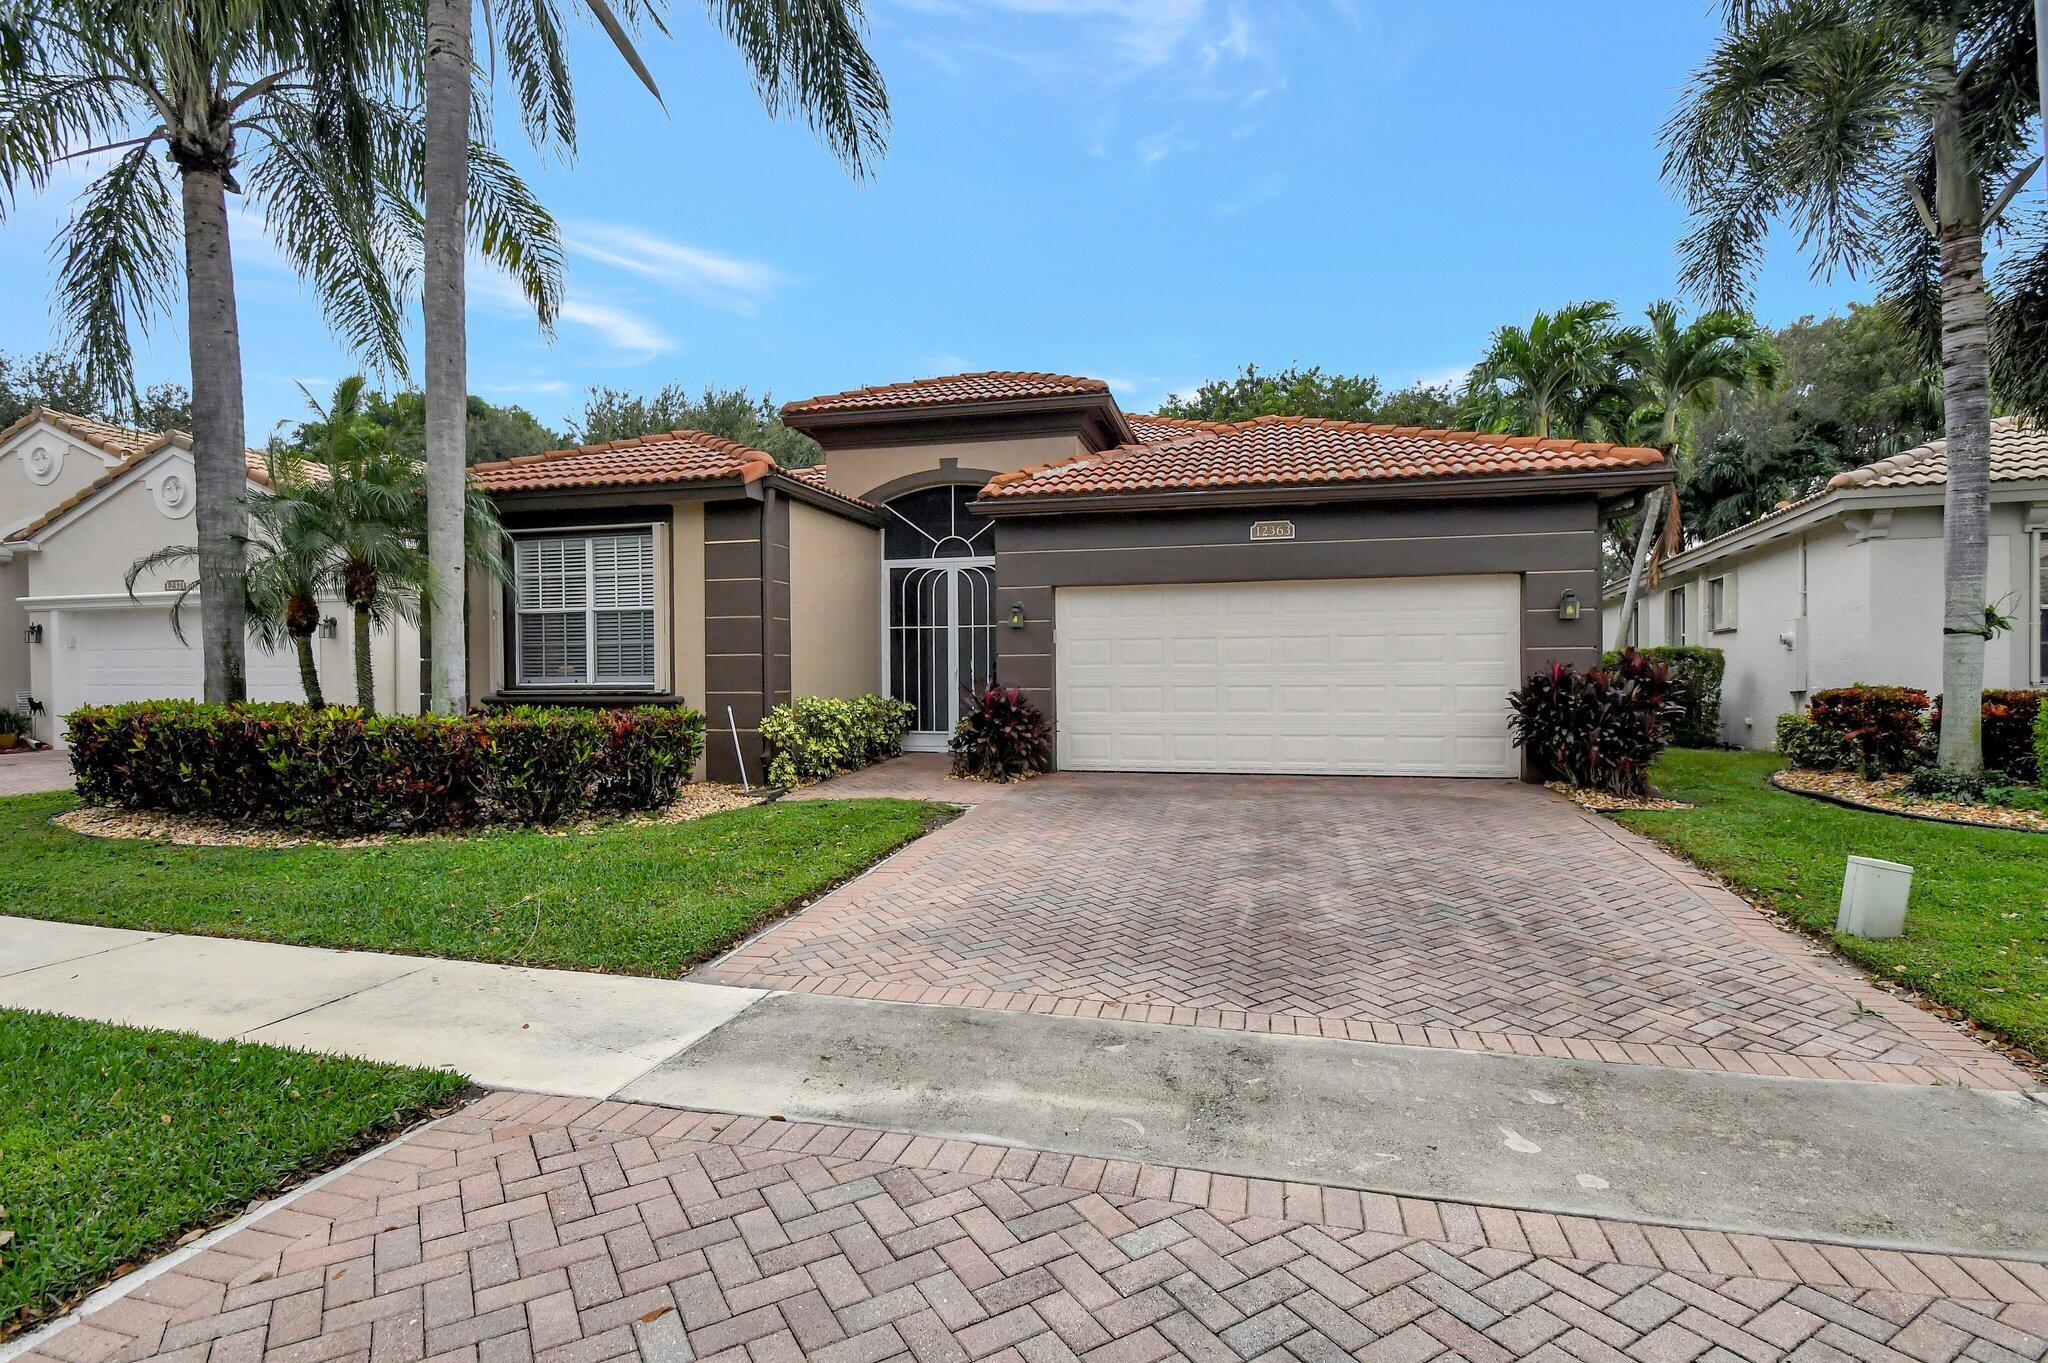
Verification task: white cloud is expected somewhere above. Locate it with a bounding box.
[471,268,671,360]
[563,222,787,315]
[888,0,1261,79]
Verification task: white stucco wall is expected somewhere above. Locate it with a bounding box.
[0,422,126,537]
[1610,499,2044,750]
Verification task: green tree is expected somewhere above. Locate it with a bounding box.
[419,0,891,719]
[466,397,561,462]
[1664,0,2045,775]
[1157,365,1388,422]
[1466,302,1643,440]
[1635,301,1785,471]
[573,383,823,464]
[0,349,193,434]
[1687,430,1850,542]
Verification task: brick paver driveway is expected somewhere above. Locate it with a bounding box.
[31,1093,2047,1363]
[710,769,2016,1088]
[0,749,71,796]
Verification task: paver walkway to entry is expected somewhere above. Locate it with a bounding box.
[710,766,2022,1089]
[23,1092,2047,1363]
[0,749,70,796]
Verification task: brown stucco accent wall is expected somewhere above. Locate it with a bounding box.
[987,495,1606,756]
[703,495,791,783]
[789,499,881,699]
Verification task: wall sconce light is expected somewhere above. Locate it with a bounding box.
[1007,603,1027,630]
[1556,589,1581,622]
[320,618,339,640]
[24,623,42,644]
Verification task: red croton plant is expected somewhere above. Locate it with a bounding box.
[1506,649,1683,797]
[950,686,1053,782]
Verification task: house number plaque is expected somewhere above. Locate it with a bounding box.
[1249,520,1295,541]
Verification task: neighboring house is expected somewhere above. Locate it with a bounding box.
[1601,417,2048,749]
[466,371,1666,782]
[0,408,418,746]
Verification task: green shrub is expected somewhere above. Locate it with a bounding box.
[949,686,1053,782]
[2039,697,2048,789]
[1775,713,1851,770]
[1931,690,2043,782]
[65,702,704,834]
[1808,685,1929,774]
[761,693,914,788]
[0,709,29,737]
[1506,650,1681,797]
[1606,646,1723,747]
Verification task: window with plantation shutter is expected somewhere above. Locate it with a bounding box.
[513,528,658,687]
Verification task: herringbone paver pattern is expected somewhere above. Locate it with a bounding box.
[782,755,1006,806]
[27,1094,2048,1363]
[710,773,2023,1088]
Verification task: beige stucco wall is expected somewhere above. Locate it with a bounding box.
[670,502,706,709]
[823,433,1090,501]
[789,501,880,698]
[0,423,124,537]
[0,555,28,716]
[25,470,189,599]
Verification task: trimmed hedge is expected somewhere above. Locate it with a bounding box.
[1508,650,1681,797]
[1775,713,1852,770]
[1605,646,1723,748]
[760,694,914,788]
[2039,698,2048,787]
[67,702,706,834]
[1931,690,2043,782]
[1807,685,1929,774]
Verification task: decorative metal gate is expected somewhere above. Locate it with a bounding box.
[887,560,996,749]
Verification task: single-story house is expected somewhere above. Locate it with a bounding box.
[1601,417,2048,748]
[1,407,419,746]
[465,371,1668,782]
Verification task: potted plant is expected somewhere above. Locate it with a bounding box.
[0,709,27,751]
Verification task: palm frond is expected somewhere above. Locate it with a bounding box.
[53,143,179,407]
[467,139,562,331]
[698,0,889,177]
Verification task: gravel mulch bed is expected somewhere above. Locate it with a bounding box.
[1544,781,1691,812]
[50,783,762,849]
[1771,767,2048,834]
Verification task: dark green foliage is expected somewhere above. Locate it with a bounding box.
[1156,364,1464,427]
[573,383,823,466]
[761,694,915,788]
[1807,686,1930,774]
[0,1009,464,1329]
[0,347,191,432]
[949,686,1052,782]
[0,709,28,737]
[65,702,704,833]
[1775,713,1853,770]
[1507,650,1680,797]
[1930,690,2044,783]
[275,385,568,466]
[1605,645,1723,747]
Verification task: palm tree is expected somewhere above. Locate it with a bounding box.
[1664,0,2045,775]
[420,0,893,716]
[1636,302,1785,473]
[0,0,559,708]
[0,0,414,704]
[1466,301,1636,440]
[291,378,511,710]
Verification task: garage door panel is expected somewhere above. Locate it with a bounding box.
[1055,577,1519,777]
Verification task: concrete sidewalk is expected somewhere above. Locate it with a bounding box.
[0,916,762,1095]
[6,914,2046,1259]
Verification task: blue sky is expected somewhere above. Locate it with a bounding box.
[0,1,1877,439]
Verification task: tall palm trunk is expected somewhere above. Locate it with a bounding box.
[177,161,250,703]
[352,606,377,712]
[1932,43,1991,776]
[423,0,471,716]
[292,630,325,707]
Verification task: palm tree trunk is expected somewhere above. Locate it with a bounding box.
[1932,51,1991,776]
[293,630,325,707]
[178,165,249,704]
[353,607,377,713]
[423,0,471,716]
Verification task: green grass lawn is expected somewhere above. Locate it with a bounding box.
[0,795,951,977]
[1618,749,2048,1058]
[0,1009,466,1331]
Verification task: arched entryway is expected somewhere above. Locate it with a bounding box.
[882,485,995,750]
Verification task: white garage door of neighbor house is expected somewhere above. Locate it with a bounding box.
[1054,576,1522,777]
[57,607,305,725]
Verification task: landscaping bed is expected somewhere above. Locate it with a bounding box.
[0,1009,466,1335]
[1770,767,2048,835]
[0,792,952,977]
[1614,749,2048,1062]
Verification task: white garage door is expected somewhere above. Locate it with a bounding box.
[1054,576,1521,777]
[55,607,305,739]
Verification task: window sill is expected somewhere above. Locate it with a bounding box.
[483,689,686,709]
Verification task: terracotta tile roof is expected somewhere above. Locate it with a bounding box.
[4,433,184,543]
[469,429,776,493]
[0,405,160,460]
[1127,413,1236,443]
[1825,416,2048,489]
[778,461,878,513]
[783,371,1111,417]
[982,415,1666,500]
